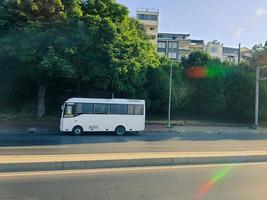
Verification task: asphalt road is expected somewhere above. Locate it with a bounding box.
[1,132,267,155]
[0,163,267,200]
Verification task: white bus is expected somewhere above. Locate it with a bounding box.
[60,98,145,136]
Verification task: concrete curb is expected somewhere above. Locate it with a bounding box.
[1,154,267,173]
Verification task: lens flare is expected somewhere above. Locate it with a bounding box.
[186,66,231,79]
[194,166,233,200]
[186,66,207,78]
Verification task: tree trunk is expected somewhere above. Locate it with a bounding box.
[109,79,114,99]
[76,77,81,97]
[37,84,46,119]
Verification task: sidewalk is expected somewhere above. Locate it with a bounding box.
[1,151,267,172]
[0,122,266,134]
[146,125,267,134]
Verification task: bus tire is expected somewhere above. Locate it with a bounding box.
[115,126,126,136]
[72,126,83,136]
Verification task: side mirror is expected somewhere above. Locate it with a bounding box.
[61,105,64,111]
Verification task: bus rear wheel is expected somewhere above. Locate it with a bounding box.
[115,126,126,136]
[72,126,83,136]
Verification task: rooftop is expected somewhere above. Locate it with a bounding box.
[191,39,204,44]
[207,40,222,45]
[137,8,159,14]
[159,32,190,36]
[66,98,145,104]
[158,33,190,40]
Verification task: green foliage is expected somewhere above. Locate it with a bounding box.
[1,0,266,123]
[0,0,159,117]
[181,51,211,68]
[39,46,75,82]
[224,67,255,120]
[146,57,187,113]
[181,51,256,121]
[251,42,267,66]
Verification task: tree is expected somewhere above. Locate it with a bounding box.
[62,0,159,98]
[252,42,267,66]
[181,51,211,68]
[182,51,227,116]
[0,0,76,118]
[37,46,75,118]
[146,57,187,114]
[181,50,257,122]
[224,67,255,121]
[0,0,160,118]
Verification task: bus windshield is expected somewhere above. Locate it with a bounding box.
[63,104,75,118]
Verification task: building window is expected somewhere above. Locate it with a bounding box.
[137,14,144,20]
[168,52,177,59]
[210,47,217,53]
[150,15,158,21]
[168,42,178,49]
[179,41,189,49]
[158,42,166,48]
[137,14,158,21]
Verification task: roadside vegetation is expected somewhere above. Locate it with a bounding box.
[0,0,267,123]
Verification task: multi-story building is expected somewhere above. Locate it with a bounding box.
[240,47,252,62]
[222,46,252,64]
[136,8,159,44]
[157,33,205,61]
[136,8,251,65]
[222,47,239,64]
[205,40,223,60]
[157,33,190,60]
[189,40,205,52]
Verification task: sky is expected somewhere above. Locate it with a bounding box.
[116,0,267,48]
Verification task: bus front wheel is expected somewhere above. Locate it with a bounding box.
[72,126,83,136]
[115,126,126,136]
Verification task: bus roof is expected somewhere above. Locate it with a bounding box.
[65,98,145,104]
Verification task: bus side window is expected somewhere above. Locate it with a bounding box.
[128,105,135,115]
[75,103,83,114]
[94,104,109,114]
[134,105,144,115]
[75,103,93,115]
[110,104,128,115]
[83,103,93,114]
[128,105,144,115]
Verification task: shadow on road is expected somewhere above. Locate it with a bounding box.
[0,131,267,147]
[0,132,180,147]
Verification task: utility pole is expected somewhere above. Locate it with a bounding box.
[168,36,177,128]
[255,66,260,127]
[254,66,267,127]
[238,43,241,65]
